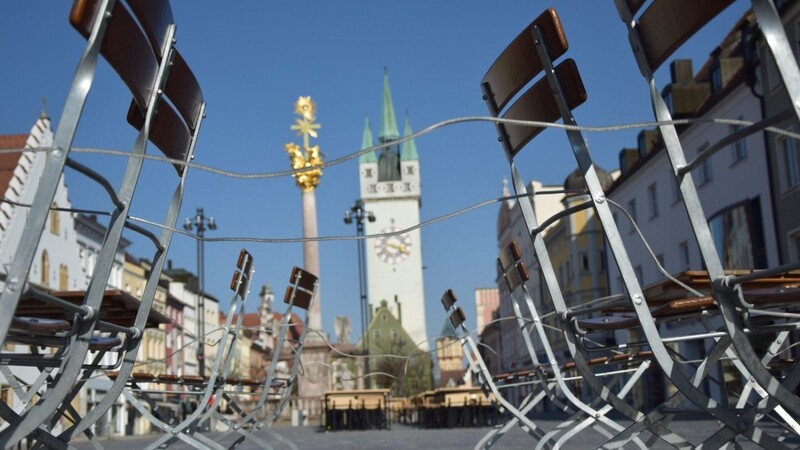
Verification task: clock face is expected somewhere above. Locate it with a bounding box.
[374,226,412,265]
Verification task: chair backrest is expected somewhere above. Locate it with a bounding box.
[481,8,587,158]
[0,2,208,446]
[70,0,203,174]
[618,0,735,71]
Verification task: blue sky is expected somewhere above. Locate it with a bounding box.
[0,2,749,347]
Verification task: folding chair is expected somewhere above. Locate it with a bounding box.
[213,266,319,450]
[102,250,249,449]
[482,241,658,450]
[480,7,765,448]
[0,0,205,447]
[611,0,800,445]
[439,289,553,448]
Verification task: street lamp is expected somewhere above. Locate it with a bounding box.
[344,200,375,388]
[183,208,217,376]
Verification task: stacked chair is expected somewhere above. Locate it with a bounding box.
[0,0,205,448]
[114,249,255,449]
[476,2,800,448]
[214,265,318,450]
[439,289,553,448]
[479,241,657,450]
[115,257,319,450]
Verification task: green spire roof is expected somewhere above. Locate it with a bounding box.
[359,116,377,163]
[400,113,419,161]
[379,68,400,143]
[438,318,458,339]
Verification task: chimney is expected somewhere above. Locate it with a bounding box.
[394,295,402,324]
[670,60,694,84]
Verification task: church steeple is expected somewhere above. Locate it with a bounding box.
[359,116,377,163]
[400,112,418,161]
[379,68,400,143]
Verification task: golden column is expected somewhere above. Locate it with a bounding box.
[285,96,324,337]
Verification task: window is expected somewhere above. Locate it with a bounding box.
[671,175,681,205]
[697,143,712,186]
[49,203,60,235]
[779,134,799,192]
[656,253,665,269]
[647,183,658,219]
[710,63,723,93]
[59,264,69,290]
[730,123,747,163]
[566,259,573,281]
[634,266,644,285]
[41,251,50,287]
[790,230,800,262]
[580,252,590,273]
[404,165,415,175]
[373,329,380,339]
[363,168,373,178]
[598,250,606,272]
[707,199,767,269]
[679,241,690,269]
[627,198,637,233]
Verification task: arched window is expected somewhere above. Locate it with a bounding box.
[59,264,69,290]
[40,251,50,287]
[49,203,60,235]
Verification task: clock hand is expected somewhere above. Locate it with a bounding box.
[386,242,409,254]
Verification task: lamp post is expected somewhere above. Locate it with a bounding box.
[344,200,375,388]
[184,208,217,376]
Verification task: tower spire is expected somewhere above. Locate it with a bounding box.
[379,68,400,143]
[359,116,377,163]
[400,112,418,161]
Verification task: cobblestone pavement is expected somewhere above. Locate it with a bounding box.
[72,417,799,449]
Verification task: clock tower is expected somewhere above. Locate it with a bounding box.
[359,71,429,351]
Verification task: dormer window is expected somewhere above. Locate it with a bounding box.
[710,62,723,93]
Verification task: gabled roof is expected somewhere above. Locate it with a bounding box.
[0,135,28,204]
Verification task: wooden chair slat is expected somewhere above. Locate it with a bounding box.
[125,0,174,57]
[70,0,159,110]
[482,8,568,112]
[441,289,457,310]
[164,50,204,131]
[502,59,587,156]
[290,266,318,293]
[126,98,191,175]
[637,0,734,71]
